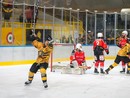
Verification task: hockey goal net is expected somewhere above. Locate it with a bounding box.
[49,43,75,72]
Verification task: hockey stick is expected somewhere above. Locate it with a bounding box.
[79,61,95,70]
[31,0,40,35]
[57,61,95,69]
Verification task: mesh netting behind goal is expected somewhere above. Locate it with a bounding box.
[49,43,75,72]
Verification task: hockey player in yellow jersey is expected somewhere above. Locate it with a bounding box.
[105,39,130,74]
[25,33,53,88]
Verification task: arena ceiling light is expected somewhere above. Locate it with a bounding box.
[121,8,130,14]
[94,10,97,13]
[69,8,72,10]
[77,9,80,11]
[85,9,89,12]
[121,8,130,21]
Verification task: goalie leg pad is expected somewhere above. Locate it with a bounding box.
[61,67,73,74]
[61,67,85,75]
[73,68,85,75]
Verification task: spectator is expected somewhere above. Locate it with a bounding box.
[68,35,74,43]
[19,13,23,22]
[78,34,82,43]
[87,31,94,44]
[81,34,86,45]
[60,35,67,43]
[25,6,33,23]
[2,0,13,27]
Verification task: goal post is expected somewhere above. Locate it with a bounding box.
[49,43,75,72]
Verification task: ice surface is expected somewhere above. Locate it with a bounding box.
[0,60,130,98]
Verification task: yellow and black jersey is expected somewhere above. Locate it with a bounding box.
[32,40,43,50]
[118,43,130,57]
[32,40,53,64]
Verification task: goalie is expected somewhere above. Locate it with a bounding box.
[62,43,91,75]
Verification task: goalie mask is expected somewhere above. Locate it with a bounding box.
[76,43,82,51]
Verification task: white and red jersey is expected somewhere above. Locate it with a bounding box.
[118,37,128,48]
[74,51,85,66]
[93,39,109,53]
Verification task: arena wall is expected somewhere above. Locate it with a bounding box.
[0,45,119,66]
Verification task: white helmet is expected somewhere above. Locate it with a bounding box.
[97,33,103,38]
[122,30,128,35]
[76,43,82,50]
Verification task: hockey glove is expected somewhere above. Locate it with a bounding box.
[106,51,109,54]
[70,63,74,68]
[48,40,54,44]
[48,40,54,47]
[105,49,109,54]
[117,44,121,48]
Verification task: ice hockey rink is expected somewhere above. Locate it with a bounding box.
[0,60,130,98]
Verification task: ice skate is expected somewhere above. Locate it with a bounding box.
[120,68,125,73]
[43,82,48,88]
[25,80,32,85]
[94,68,99,74]
[105,69,109,74]
[120,70,125,73]
[126,70,130,74]
[100,68,105,74]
